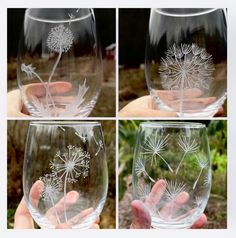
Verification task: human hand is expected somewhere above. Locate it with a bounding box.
[119,89,224,117]
[14,180,99,229]
[130,179,207,229]
[7,82,72,117]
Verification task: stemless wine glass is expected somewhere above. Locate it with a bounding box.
[18,8,102,117]
[145,9,227,117]
[23,121,108,229]
[132,122,211,229]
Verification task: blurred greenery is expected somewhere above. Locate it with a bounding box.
[119,120,227,228]
[8,120,116,229]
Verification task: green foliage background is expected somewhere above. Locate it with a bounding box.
[119,120,227,228]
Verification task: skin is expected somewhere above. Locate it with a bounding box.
[14,180,99,229]
[130,180,207,229]
[14,180,206,229]
[7,82,72,117]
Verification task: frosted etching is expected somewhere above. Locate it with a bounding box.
[159,43,215,91]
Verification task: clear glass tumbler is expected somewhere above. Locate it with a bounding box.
[23,121,108,229]
[18,9,102,117]
[145,9,227,117]
[132,122,211,228]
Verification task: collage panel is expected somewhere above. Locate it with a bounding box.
[7,120,116,228]
[7,8,116,118]
[119,120,227,229]
[119,9,227,118]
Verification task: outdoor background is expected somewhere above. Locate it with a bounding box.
[7,8,116,117]
[119,120,227,228]
[119,9,227,115]
[7,120,116,229]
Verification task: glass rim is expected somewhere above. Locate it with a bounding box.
[29,121,101,126]
[153,8,219,17]
[140,122,206,129]
[25,8,93,24]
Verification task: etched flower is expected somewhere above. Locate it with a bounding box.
[176,135,199,174]
[21,63,36,79]
[159,43,215,91]
[50,145,90,183]
[47,25,74,53]
[39,174,62,202]
[163,180,187,202]
[193,155,209,189]
[142,132,172,171]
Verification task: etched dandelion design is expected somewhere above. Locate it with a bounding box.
[21,63,36,79]
[135,157,155,183]
[47,25,74,53]
[142,132,173,171]
[40,174,62,202]
[159,43,215,91]
[136,182,151,201]
[163,180,186,202]
[193,155,208,189]
[50,145,90,183]
[39,174,62,223]
[175,135,199,174]
[36,144,91,223]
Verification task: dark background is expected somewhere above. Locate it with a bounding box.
[119,9,149,67]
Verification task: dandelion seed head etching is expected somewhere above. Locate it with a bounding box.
[163,180,187,202]
[47,25,74,53]
[142,132,172,171]
[159,43,215,91]
[39,174,62,202]
[50,145,90,183]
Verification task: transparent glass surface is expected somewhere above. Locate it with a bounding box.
[145,8,227,117]
[18,9,102,117]
[132,122,211,228]
[23,121,108,229]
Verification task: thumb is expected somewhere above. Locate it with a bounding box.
[130,200,151,229]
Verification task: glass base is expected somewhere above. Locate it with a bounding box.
[152,222,192,229]
[152,93,226,118]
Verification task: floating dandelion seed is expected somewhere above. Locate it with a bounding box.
[135,157,155,183]
[142,132,173,171]
[160,43,215,91]
[176,135,199,174]
[47,25,74,53]
[193,155,208,189]
[21,63,36,79]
